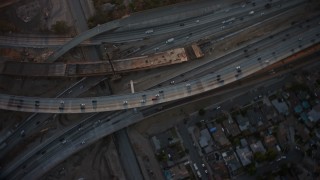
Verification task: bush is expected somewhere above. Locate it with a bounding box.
[198,108,206,116]
[88,10,112,28]
[51,21,70,34]
[246,163,257,175]
[265,149,277,161]
[0,20,15,33]
[253,152,266,162]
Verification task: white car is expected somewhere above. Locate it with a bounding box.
[123,101,128,105]
[193,163,198,170]
[197,171,202,178]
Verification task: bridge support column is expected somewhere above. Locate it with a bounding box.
[130,80,137,113]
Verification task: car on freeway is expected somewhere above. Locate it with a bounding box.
[123,101,128,105]
[140,99,146,103]
[236,66,241,73]
[35,100,40,107]
[193,163,198,170]
[145,29,154,34]
[155,94,160,97]
[20,130,25,137]
[197,171,202,178]
[59,100,65,110]
[60,138,67,144]
[80,103,85,109]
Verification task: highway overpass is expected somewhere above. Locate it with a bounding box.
[0,22,319,114]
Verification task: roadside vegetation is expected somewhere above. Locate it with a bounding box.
[51,21,71,35]
[89,0,191,28]
[0,19,16,33]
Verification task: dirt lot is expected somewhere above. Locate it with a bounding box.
[0,0,73,34]
[41,136,126,180]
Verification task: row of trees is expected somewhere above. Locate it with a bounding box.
[253,149,277,162]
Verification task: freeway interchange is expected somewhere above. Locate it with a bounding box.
[0,18,319,114]
[0,0,320,179]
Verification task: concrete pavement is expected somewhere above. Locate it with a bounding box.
[1,21,319,113]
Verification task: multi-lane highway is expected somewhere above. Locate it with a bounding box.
[0,0,319,179]
[1,0,305,62]
[4,41,320,180]
[0,0,243,47]
[0,19,319,114]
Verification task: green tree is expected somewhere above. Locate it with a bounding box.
[265,149,277,161]
[0,20,15,33]
[185,148,189,154]
[253,152,266,162]
[198,108,206,116]
[279,164,289,176]
[87,10,112,28]
[246,163,257,175]
[51,21,70,34]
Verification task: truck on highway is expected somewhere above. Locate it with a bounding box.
[193,163,198,170]
[166,38,174,44]
[145,29,154,34]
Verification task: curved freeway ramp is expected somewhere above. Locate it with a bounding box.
[46,21,120,62]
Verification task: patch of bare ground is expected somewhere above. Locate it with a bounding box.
[128,128,165,180]
[41,136,126,180]
[0,48,22,61]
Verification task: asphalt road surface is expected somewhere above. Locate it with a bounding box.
[0,21,319,113]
